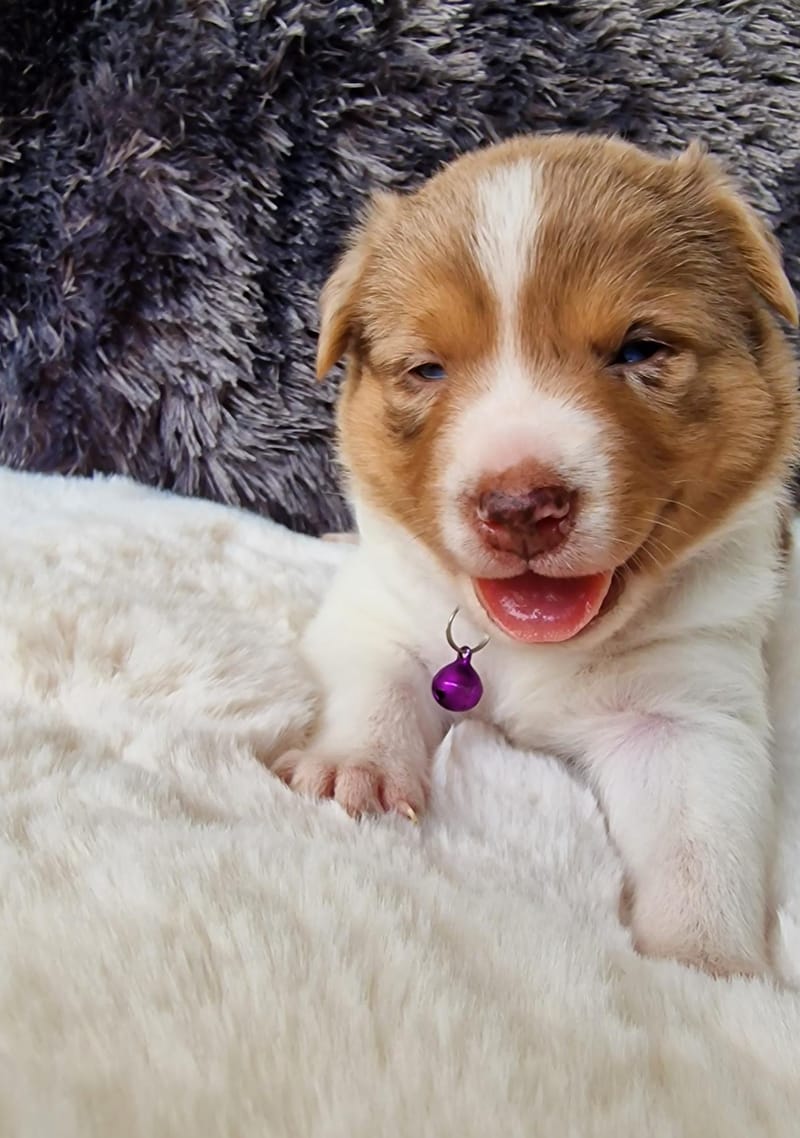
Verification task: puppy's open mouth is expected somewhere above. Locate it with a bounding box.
[472,508,667,644]
[473,565,626,643]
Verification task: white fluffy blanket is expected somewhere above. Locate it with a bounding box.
[2,469,800,1138]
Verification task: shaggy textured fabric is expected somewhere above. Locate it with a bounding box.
[1,1,798,534]
[1,468,800,1136]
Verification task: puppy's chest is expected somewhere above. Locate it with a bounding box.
[440,644,595,757]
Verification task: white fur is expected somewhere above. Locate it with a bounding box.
[5,467,800,1135]
[472,160,542,332]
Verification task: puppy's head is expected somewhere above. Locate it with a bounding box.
[318,135,799,644]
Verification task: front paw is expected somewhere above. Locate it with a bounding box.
[633,925,769,978]
[272,750,428,821]
[631,891,770,978]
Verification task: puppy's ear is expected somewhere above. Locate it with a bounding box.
[677,142,798,327]
[316,192,402,380]
[315,240,367,380]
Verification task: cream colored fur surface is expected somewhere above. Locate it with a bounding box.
[1,469,800,1138]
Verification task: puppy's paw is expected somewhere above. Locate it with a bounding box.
[631,904,769,979]
[272,750,428,821]
[633,932,768,979]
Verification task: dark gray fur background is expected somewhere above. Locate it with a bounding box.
[1,0,798,534]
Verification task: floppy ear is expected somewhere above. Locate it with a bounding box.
[677,141,798,327]
[315,192,402,380]
[315,241,368,379]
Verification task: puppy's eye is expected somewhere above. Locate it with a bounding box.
[611,339,665,367]
[411,362,447,382]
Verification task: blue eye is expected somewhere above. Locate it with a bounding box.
[613,339,664,367]
[412,362,447,382]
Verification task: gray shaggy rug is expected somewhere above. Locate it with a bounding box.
[1,0,798,534]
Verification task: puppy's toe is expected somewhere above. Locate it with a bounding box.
[273,750,428,822]
[379,769,429,821]
[273,750,337,799]
[333,764,384,816]
[332,763,428,820]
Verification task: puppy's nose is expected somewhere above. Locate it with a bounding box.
[477,484,574,558]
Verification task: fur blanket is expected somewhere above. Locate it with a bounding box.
[1,468,800,1136]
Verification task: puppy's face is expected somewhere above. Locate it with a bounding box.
[319,135,799,644]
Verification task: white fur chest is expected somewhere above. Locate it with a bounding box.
[426,633,590,758]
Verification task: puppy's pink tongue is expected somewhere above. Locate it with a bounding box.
[474,570,613,643]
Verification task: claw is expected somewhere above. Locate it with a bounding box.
[397,801,419,824]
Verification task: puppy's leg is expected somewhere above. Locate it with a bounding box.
[583,708,773,977]
[274,565,444,819]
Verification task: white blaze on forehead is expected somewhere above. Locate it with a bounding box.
[472,159,542,337]
[436,157,616,574]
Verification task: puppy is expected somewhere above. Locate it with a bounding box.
[276,134,799,977]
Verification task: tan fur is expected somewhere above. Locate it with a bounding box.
[319,133,799,597]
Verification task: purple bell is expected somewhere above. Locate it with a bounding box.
[432,647,484,712]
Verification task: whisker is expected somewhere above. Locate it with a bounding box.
[648,495,708,522]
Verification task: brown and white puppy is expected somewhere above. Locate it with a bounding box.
[276,134,799,977]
